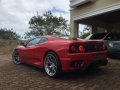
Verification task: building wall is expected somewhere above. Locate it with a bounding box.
[71,0,120,20]
[70,0,120,37]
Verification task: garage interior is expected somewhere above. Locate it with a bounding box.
[77,9,120,34]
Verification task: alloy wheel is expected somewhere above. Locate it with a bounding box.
[45,54,58,77]
[12,51,21,64]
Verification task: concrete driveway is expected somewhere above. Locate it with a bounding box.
[0,55,120,90]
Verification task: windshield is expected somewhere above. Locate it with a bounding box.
[106,33,120,40]
[89,33,108,40]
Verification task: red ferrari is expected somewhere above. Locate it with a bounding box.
[12,36,108,77]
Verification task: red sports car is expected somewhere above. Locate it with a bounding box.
[12,36,108,77]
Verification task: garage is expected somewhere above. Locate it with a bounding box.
[78,9,120,34]
[70,0,120,37]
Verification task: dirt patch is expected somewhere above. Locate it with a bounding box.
[0,40,20,55]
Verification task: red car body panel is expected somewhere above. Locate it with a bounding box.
[15,36,107,72]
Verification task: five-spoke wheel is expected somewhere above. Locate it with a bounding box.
[44,52,62,77]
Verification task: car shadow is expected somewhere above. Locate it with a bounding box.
[61,68,104,79]
[21,63,107,80]
[21,63,45,73]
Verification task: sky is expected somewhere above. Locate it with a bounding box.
[0,0,84,37]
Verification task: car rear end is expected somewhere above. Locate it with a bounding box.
[108,41,120,58]
[60,40,108,71]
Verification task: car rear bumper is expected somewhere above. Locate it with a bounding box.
[82,58,108,69]
[60,51,108,71]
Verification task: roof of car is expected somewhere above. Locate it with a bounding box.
[92,32,108,35]
[43,35,81,41]
[43,35,67,41]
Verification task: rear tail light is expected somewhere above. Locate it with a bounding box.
[69,44,85,53]
[79,45,85,52]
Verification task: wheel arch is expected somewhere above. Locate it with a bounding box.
[13,48,19,53]
[42,50,62,67]
[43,50,60,60]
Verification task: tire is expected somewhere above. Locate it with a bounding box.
[44,52,62,78]
[12,50,21,65]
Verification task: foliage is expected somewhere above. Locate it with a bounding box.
[0,28,20,40]
[0,40,20,55]
[25,11,70,38]
[83,25,91,32]
[80,32,90,39]
[79,25,91,39]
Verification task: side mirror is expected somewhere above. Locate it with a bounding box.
[19,42,27,46]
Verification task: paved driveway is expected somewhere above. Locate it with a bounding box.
[0,55,120,90]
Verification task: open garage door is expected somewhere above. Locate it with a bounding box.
[78,9,120,33]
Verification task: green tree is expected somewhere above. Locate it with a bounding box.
[0,28,20,40]
[80,32,90,39]
[25,11,70,38]
[79,25,91,39]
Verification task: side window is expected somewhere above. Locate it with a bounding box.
[27,38,41,46]
[39,37,48,43]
